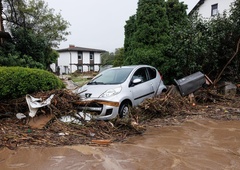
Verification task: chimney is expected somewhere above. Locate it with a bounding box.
[69,44,75,48]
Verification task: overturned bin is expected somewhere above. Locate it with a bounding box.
[174,71,205,96]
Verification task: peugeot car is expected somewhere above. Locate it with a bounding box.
[77,65,167,120]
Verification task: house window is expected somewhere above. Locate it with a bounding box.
[211,4,218,16]
[78,52,82,60]
[90,52,94,60]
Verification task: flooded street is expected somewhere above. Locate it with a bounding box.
[1,118,240,170]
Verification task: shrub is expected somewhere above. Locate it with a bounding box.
[0,67,65,100]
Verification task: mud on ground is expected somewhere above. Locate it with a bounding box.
[0,86,240,149]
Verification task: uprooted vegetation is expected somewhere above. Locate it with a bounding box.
[0,86,240,149]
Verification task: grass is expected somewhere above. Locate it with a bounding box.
[70,76,89,86]
[69,72,97,87]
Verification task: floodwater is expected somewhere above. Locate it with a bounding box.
[1,118,240,170]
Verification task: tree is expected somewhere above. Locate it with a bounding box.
[174,1,240,82]
[196,14,236,81]
[123,0,240,83]
[0,0,70,69]
[230,0,240,36]
[113,48,125,67]
[229,0,240,54]
[101,51,115,66]
[101,48,125,67]
[164,0,190,82]
[124,15,136,64]
[124,0,189,83]
[2,0,70,47]
[166,0,187,26]
[124,0,170,69]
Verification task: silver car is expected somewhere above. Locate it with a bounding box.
[77,65,167,120]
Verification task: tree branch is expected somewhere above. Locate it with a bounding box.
[214,37,240,85]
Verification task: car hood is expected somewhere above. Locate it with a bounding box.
[78,84,121,99]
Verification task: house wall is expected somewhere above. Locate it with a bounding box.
[197,0,235,18]
[82,52,101,72]
[57,51,78,74]
[52,51,103,74]
[94,53,101,72]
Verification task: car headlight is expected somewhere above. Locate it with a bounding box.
[99,87,122,98]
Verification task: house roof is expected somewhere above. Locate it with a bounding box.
[188,0,205,16]
[57,45,107,53]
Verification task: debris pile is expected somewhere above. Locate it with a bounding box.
[0,89,145,149]
[131,85,240,125]
[0,86,240,149]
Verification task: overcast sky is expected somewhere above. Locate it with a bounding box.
[45,0,198,52]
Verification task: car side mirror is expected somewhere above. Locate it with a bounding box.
[132,78,142,84]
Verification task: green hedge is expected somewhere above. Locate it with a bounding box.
[0,67,65,100]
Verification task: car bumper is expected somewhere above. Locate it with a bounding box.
[76,98,120,120]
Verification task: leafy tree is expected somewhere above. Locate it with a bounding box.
[166,0,187,26]
[2,0,70,47]
[230,0,240,37]
[124,0,189,83]
[173,1,240,82]
[124,0,170,70]
[164,0,190,82]
[211,0,240,82]
[0,0,70,69]
[185,6,239,82]
[10,27,59,69]
[113,48,125,67]
[123,0,240,84]
[101,51,115,66]
[101,48,125,67]
[196,14,236,81]
[124,15,136,64]
[230,0,240,79]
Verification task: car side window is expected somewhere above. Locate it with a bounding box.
[147,67,157,80]
[132,68,147,83]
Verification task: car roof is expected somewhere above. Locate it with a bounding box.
[110,65,154,69]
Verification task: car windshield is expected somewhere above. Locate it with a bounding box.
[88,67,133,85]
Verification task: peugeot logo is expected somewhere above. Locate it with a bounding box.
[85,93,92,98]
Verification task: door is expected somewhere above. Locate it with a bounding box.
[130,67,155,106]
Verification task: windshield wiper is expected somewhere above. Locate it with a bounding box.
[87,81,105,85]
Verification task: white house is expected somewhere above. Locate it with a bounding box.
[51,45,106,74]
[189,0,235,18]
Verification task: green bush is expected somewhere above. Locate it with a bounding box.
[0,67,65,100]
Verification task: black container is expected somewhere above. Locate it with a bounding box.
[174,71,205,96]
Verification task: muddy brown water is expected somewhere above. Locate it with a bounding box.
[1,118,240,170]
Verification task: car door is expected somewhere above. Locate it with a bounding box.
[146,67,159,95]
[130,67,155,106]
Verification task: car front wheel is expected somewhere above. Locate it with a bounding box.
[119,101,131,118]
